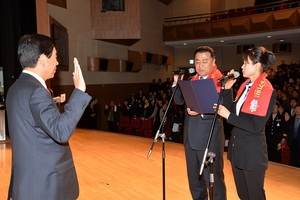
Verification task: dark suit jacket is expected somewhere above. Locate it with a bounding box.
[173,85,224,152]
[6,73,91,200]
[173,78,226,200]
[222,88,277,171]
[287,115,300,148]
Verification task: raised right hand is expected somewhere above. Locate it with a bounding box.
[73,57,86,92]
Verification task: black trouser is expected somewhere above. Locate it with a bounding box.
[231,162,266,200]
[185,143,227,200]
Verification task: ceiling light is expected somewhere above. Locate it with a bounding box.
[183,43,187,46]
[279,39,284,42]
[220,40,224,43]
[267,35,272,38]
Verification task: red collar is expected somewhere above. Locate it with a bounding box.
[190,66,223,92]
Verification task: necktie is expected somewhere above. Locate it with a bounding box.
[46,88,51,94]
[199,76,203,80]
[242,82,251,100]
[236,81,251,115]
[46,87,54,98]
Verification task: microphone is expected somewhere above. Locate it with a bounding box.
[217,71,240,82]
[172,68,195,75]
[205,152,216,165]
[207,152,216,158]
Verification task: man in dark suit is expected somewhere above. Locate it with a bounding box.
[284,97,299,118]
[6,34,92,200]
[173,46,226,200]
[287,104,300,167]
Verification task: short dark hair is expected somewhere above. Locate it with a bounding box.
[290,97,299,103]
[242,46,276,70]
[194,46,215,59]
[18,34,55,69]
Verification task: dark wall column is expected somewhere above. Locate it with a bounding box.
[0,0,37,137]
[0,0,37,96]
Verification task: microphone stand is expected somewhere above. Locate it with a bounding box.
[207,152,216,200]
[147,73,182,200]
[199,80,226,200]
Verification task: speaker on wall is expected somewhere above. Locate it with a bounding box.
[237,44,254,54]
[99,58,108,71]
[162,55,168,65]
[272,43,291,53]
[126,61,133,71]
[146,53,153,63]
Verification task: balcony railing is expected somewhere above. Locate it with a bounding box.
[164,0,300,26]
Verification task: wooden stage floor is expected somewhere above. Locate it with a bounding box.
[1,128,300,200]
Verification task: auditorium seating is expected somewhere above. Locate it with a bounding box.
[281,145,290,165]
[124,117,141,135]
[209,1,300,22]
[242,6,256,15]
[117,116,130,133]
[135,118,153,137]
[163,118,171,139]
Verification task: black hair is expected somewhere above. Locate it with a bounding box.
[242,46,276,70]
[18,34,55,69]
[275,101,281,108]
[290,97,299,103]
[194,46,215,59]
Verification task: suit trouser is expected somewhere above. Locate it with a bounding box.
[290,140,300,167]
[231,163,266,200]
[185,143,227,200]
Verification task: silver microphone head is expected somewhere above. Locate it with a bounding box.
[188,68,195,74]
[233,71,240,78]
[207,152,216,158]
